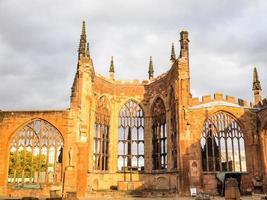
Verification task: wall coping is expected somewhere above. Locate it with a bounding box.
[95,70,169,85]
[189,93,252,108]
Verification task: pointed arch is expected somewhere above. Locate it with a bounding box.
[208,110,246,133]
[119,98,145,117]
[151,97,167,170]
[200,111,246,172]
[95,95,110,125]
[151,97,166,123]
[8,118,64,145]
[94,95,110,171]
[118,100,144,173]
[8,119,64,184]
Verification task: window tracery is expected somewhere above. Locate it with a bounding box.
[94,96,110,171]
[8,119,63,184]
[152,97,167,170]
[118,100,144,172]
[200,112,246,172]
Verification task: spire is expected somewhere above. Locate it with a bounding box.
[170,42,176,61]
[148,56,154,80]
[179,30,189,58]
[78,21,87,58]
[253,67,262,91]
[109,56,115,73]
[252,67,262,106]
[109,56,115,80]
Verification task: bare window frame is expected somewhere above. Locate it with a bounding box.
[8,119,63,185]
[93,96,110,171]
[152,97,167,170]
[200,112,246,172]
[118,100,145,172]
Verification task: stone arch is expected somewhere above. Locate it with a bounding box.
[93,95,110,171]
[7,117,64,146]
[151,97,166,119]
[151,97,167,170]
[96,95,111,110]
[95,95,111,123]
[7,118,64,185]
[200,111,247,172]
[150,94,166,113]
[207,110,246,135]
[197,108,251,152]
[118,98,145,117]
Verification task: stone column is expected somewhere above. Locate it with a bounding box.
[0,138,7,195]
[76,142,89,197]
[87,102,95,172]
[109,99,119,173]
[64,166,77,195]
[144,103,152,173]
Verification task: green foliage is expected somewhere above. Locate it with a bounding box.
[8,150,47,178]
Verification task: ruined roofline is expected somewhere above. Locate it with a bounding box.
[95,69,169,85]
[190,92,253,108]
[78,21,188,82]
[95,72,147,84]
[93,43,180,84]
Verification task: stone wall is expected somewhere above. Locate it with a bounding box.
[256,107,267,192]
[0,27,266,198]
[183,105,258,193]
[0,110,68,196]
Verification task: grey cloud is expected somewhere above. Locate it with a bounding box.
[0,0,266,109]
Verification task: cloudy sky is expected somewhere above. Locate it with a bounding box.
[0,0,266,110]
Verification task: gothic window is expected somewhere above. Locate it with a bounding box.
[152,97,167,170]
[118,100,144,171]
[8,119,63,184]
[170,88,177,169]
[200,112,246,172]
[94,96,110,171]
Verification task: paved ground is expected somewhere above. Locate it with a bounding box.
[80,195,264,200]
[1,195,265,200]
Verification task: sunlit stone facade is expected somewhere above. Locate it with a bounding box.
[0,21,267,197]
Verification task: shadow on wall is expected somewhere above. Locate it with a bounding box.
[181,108,260,196]
[257,106,267,193]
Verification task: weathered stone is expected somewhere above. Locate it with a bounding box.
[0,22,266,199]
[225,178,240,200]
[195,193,210,200]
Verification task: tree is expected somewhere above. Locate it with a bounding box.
[8,150,47,181]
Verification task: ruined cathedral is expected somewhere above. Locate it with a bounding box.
[1,21,267,197]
